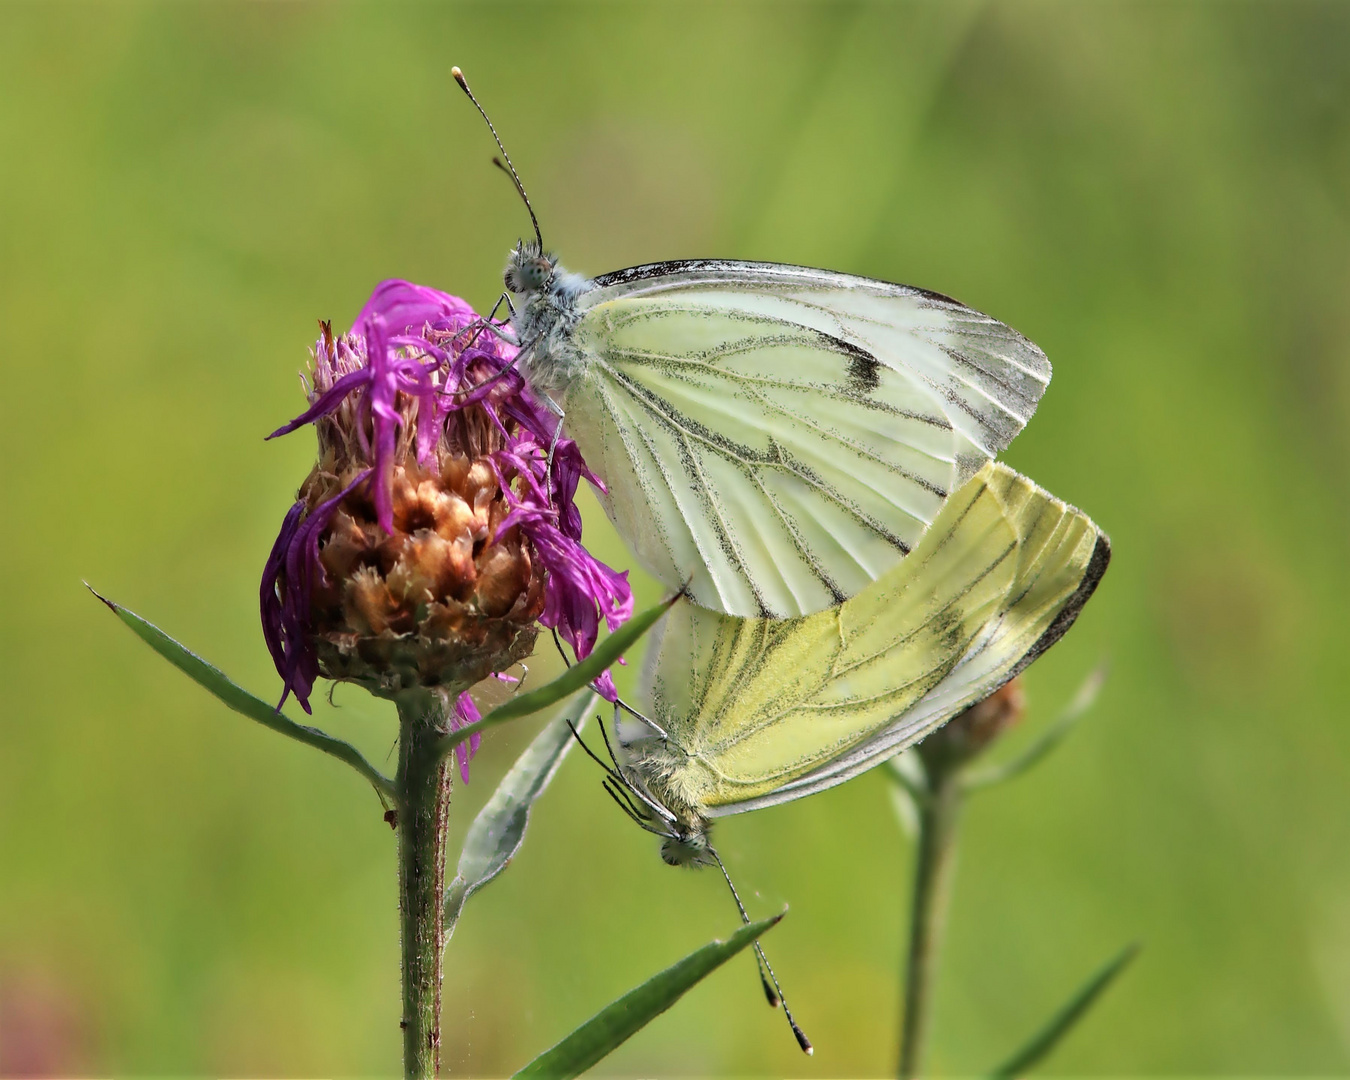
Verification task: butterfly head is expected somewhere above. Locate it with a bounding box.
[659,823,717,869]
[504,240,556,296]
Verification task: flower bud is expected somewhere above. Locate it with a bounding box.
[918,677,1027,772]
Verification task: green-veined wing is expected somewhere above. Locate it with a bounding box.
[617,462,1107,819]
[567,261,1051,618]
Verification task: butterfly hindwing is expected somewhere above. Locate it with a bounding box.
[569,261,1051,618]
[715,468,1109,814]
[622,462,1107,819]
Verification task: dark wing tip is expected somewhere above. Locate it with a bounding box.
[1011,529,1112,678]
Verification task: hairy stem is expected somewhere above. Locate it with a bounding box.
[898,767,964,1079]
[397,690,455,1080]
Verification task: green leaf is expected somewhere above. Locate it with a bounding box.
[986,942,1139,1079]
[962,662,1108,793]
[444,691,598,939]
[90,585,397,803]
[436,591,680,762]
[513,913,783,1079]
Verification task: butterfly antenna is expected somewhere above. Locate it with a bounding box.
[711,849,813,1055]
[451,65,544,252]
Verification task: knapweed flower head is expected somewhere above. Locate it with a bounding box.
[260,281,633,758]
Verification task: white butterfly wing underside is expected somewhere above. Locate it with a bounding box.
[621,462,1108,819]
[566,261,1052,618]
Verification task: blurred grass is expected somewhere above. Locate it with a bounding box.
[2,1,1349,1075]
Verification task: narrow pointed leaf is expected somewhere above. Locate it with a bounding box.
[962,663,1109,792]
[513,914,783,1079]
[986,942,1139,1079]
[444,692,598,939]
[437,592,680,761]
[90,586,397,801]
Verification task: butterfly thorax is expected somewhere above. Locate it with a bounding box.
[504,242,593,399]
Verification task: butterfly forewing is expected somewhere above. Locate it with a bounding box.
[571,261,1051,617]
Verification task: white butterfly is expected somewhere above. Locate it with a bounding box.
[453,69,1052,619]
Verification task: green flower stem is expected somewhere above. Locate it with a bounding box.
[396,689,458,1080]
[899,763,964,1080]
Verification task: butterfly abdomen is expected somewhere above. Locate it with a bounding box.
[625,736,721,828]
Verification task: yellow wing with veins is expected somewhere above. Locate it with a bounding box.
[623,461,1108,819]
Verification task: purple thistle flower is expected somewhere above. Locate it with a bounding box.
[259,280,633,754]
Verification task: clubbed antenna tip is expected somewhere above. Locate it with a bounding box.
[449,64,543,252]
[760,971,780,1008]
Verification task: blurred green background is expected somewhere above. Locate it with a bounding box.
[3,1,1349,1075]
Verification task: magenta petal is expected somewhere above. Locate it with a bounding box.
[260,500,306,705]
[266,367,374,440]
[593,669,619,704]
[263,469,373,713]
[453,691,483,783]
[359,314,398,534]
[356,279,476,336]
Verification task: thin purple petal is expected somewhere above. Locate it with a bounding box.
[453,691,483,784]
[266,367,374,440]
[356,279,476,337]
[260,500,306,705]
[263,469,373,713]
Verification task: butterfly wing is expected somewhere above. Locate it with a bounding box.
[620,462,1107,820]
[566,260,1051,617]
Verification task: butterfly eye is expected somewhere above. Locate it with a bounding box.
[505,259,551,294]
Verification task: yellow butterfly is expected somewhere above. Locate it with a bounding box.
[576,462,1107,1049]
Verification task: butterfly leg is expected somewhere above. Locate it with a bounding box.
[613,695,669,741]
[469,292,520,348]
[485,290,515,323]
[543,396,565,479]
[452,312,520,353]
